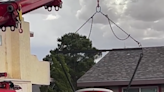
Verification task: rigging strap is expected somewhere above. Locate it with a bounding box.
[75,0,142,47]
[127,52,143,92]
[88,16,93,38]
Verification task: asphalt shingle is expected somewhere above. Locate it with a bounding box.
[77,46,164,83]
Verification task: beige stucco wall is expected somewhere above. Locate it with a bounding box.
[12,79,32,92]
[0,18,50,88]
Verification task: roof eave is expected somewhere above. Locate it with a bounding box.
[77,79,164,87]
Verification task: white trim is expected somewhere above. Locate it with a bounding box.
[76,88,113,92]
[122,86,159,92]
[78,78,164,83]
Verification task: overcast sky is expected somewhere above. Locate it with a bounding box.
[22,0,164,61]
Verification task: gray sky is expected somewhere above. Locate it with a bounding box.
[23,0,164,61]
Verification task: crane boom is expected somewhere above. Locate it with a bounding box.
[0,0,62,32]
[17,0,62,14]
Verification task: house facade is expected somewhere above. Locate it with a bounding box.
[77,46,164,92]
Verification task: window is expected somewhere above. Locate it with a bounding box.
[0,35,2,46]
[123,87,158,92]
[141,87,157,92]
[123,88,139,92]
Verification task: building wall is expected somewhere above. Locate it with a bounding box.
[109,85,163,92]
[160,85,164,92]
[89,85,164,92]
[0,18,50,92]
[12,80,32,92]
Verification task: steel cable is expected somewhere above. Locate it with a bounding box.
[88,17,93,38]
[75,12,96,33]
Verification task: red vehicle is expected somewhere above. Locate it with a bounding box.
[0,0,62,33]
[0,81,21,92]
[0,72,22,92]
[76,88,113,92]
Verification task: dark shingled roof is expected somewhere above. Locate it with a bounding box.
[32,85,41,92]
[77,46,164,85]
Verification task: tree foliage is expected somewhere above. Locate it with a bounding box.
[40,33,101,91]
[40,54,72,92]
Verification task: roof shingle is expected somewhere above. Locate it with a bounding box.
[77,46,164,83]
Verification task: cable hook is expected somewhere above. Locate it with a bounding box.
[19,23,23,33]
[96,6,101,12]
[96,0,101,12]
[97,0,100,7]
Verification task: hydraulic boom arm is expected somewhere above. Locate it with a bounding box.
[0,0,62,32]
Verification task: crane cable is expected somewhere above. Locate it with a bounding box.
[75,0,137,43]
[56,54,75,92]
[88,17,94,38]
[74,0,144,92]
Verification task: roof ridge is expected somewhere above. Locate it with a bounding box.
[110,45,164,51]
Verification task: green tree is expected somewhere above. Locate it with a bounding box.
[51,33,101,89]
[40,54,72,92]
[40,33,101,91]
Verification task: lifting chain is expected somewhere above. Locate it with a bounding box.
[19,23,23,33]
[17,4,23,33]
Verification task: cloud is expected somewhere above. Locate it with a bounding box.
[125,0,164,22]
[76,0,123,24]
[45,14,60,20]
